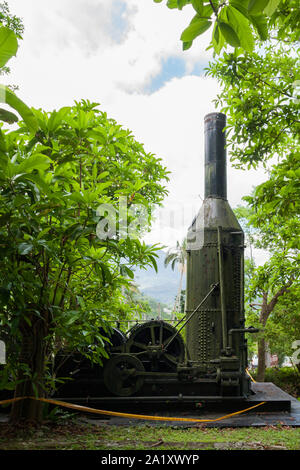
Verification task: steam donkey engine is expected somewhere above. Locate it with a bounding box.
[56,113,258,402]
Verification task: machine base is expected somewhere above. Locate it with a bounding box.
[1,383,299,428]
[73,383,300,428]
[55,382,293,413]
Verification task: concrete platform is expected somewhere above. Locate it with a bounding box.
[81,391,300,428]
[247,382,294,411]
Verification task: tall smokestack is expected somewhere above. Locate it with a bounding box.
[204,112,227,200]
[185,112,247,392]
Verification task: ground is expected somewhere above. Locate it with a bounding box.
[0,416,300,450]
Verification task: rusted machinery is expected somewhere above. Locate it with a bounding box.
[55,112,259,402]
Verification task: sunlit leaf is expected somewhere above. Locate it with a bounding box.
[0,26,18,67]
[218,22,240,47]
[248,0,269,15]
[0,85,38,133]
[181,18,211,42]
[0,107,18,124]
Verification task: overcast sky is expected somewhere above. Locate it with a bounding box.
[5,0,270,262]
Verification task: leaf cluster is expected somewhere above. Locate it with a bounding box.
[0,3,38,132]
[153,0,299,54]
[207,44,299,168]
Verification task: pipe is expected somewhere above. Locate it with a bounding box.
[217,226,228,351]
[204,112,227,199]
[228,327,260,350]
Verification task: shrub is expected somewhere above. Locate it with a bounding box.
[252,367,300,398]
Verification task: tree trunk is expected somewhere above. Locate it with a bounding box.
[256,283,293,383]
[257,337,266,382]
[10,315,48,423]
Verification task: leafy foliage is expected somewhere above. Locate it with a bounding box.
[235,203,299,377]
[0,101,169,396]
[152,0,299,54]
[244,153,300,250]
[0,26,17,67]
[0,3,38,132]
[0,1,23,78]
[207,44,299,169]
[0,2,24,39]
[207,40,300,358]
[253,367,300,397]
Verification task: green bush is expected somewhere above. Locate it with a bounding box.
[253,367,300,398]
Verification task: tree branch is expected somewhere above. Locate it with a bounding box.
[208,0,218,16]
[267,280,293,314]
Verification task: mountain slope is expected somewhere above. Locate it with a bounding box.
[133,250,186,306]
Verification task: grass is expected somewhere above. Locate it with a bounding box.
[1,417,300,450]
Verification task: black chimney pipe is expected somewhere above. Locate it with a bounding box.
[204,112,227,199]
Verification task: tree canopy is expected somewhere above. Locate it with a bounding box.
[0,99,170,419]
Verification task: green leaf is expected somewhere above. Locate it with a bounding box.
[149,255,158,273]
[191,0,204,15]
[201,4,214,17]
[248,0,269,15]
[87,129,106,144]
[122,265,135,279]
[36,227,52,241]
[18,243,33,255]
[0,108,18,124]
[182,40,193,50]
[47,107,70,133]
[177,0,191,9]
[0,129,7,152]
[263,0,280,16]
[18,153,52,173]
[226,6,254,52]
[97,262,112,284]
[0,27,18,67]
[218,22,240,47]
[180,18,211,42]
[212,22,225,54]
[250,14,268,40]
[6,153,52,178]
[167,0,178,8]
[229,0,251,17]
[19,172,52,194]
[0,85,39,133]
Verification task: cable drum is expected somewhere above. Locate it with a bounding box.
[98,327,127,353]
[126,320,185,371]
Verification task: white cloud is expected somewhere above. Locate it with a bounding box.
[102,75,268,250]
[9,0,132,52]
[6,0,213,100]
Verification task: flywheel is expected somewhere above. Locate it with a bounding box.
[103,354,145,396]
[126,320,185,371]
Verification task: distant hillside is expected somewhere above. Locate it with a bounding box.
[133,250,186,307]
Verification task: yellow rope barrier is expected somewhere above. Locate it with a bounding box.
[246,368,256,383]
[0,368,265,423]
[0,395,266,423]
